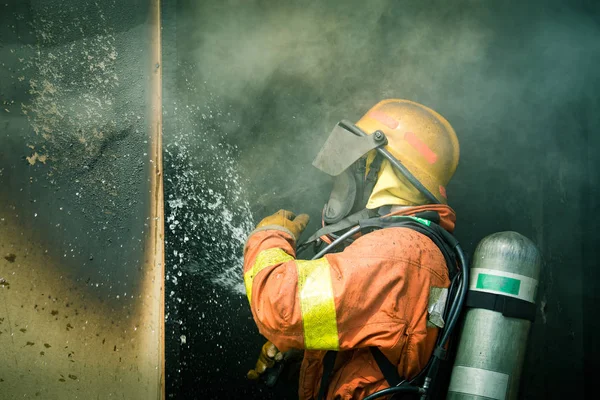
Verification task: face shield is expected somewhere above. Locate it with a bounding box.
[312,123,386,176]
[312,120,439,225]
[311,122,388,224]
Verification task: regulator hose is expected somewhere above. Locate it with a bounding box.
[363,385,424,400]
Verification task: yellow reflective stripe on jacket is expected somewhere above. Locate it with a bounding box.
[244,248,294,303]
[296,258,340,350]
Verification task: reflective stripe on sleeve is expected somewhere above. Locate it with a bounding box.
[296,258,340,350]
[244,248,294,303]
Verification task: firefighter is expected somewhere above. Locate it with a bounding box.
[244,99,460,399]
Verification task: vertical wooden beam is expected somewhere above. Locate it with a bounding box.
[147,0,165,398]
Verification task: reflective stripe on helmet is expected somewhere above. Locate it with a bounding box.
[368,110,399,129]
[404,131,438,164]
[244,248,294,303]
[296,258,340,350]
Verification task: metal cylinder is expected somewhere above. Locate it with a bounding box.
[447,232,542,400]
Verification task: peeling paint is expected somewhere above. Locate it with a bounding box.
[26,152,47,165]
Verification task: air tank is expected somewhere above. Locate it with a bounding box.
[447,232,542,400]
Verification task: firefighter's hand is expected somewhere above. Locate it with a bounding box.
[247,341,283,380]
[255,209,310,241]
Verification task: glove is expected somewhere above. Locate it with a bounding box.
[247,341,283,380]
[254,209,310,241]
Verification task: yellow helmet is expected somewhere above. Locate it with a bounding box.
[313,99,459,223]
[356,99,459,206]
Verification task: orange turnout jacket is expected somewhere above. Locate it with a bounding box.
[243,205,456,399]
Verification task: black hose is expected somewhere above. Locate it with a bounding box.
[438,245,468,347]
[444,274,461,320]
[338,120,440,205]
[311,226,361,260]
[400,245,467,396]
[408,256,462,386]
[438,276,462,344]
[416,244,469,399]
[295,241,311,256]
[363,385,424,400]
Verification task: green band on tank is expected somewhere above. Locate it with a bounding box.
[476,273,521,296]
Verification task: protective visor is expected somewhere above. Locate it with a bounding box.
[312,122,387,176]
[312,120,440,204]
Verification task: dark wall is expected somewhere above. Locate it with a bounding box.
[161,0,600,398]
[0,0,153,295]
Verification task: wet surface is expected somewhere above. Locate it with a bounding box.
[1,0,151,298]
[1,0,162,398]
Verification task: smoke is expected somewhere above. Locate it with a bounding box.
[165,0,600,249]
[162,0,600,296]
[163,1,600,397]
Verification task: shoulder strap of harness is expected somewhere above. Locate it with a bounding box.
[303,208,379,245]
[317,350,337,400]
[370,347,404,387]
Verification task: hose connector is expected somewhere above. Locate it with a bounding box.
[419,377,431,400]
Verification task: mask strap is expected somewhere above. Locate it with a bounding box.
[350,157,367,214]
[360,152,384,209]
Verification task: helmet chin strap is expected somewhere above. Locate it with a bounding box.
[361,151,385,208]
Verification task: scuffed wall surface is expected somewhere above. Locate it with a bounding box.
[1,0,162,398]
[1,0,151,290]
[162,0,599,399]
